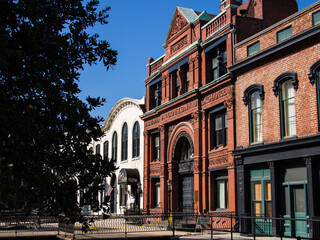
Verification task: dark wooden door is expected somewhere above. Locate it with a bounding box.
[179,175,194,213]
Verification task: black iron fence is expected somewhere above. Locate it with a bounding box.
[0,211,58,237]
[1,211,320,240]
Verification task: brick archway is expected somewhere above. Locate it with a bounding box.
[167,121,194,163]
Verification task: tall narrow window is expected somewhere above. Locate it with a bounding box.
[180,137,190,160]
[209,45,227,82]
[249,91,262,143]
[212,55,219,80]
[112,132,117,162]
[313,10,320,26]
[185,66,190,92]
[215,172,228,210]
[121,123,128,161]
[277,26,292,43]
[152,133,160,161]
[103,141,109,160]
[150,81,162,109]
[210,110,227,149]
[152,178,160,208]
[95,144,100,155]
[172,71,180,98]
[280,80,296,138]
[132,122,140,158]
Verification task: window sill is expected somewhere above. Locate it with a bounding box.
[213,208,229,212]
[209,145,228,153]
[280,135,297,141]
[248,142,264,148]
[132,156,141,161]
[120,160,128,164]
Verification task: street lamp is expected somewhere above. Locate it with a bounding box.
[167,179,172,213]
[137,182,142,213]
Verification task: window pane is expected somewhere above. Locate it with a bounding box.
[254,202,262,216]
[265,201,272,217]
[294,186,305,213]
[186,67,190,92]
[282,81,296,137]
[247,41,260,56]
[96,144,100,155]
[265,182,271,200]
[104,141,109,159]
[277,27,292,42]
[284,186,289,215]
[217,180,226,209]
[313,10,320,26]
[253,182,262,201]
[215,114,222,130]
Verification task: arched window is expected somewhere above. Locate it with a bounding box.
[95,144,100,155]
[103,140,109,160]
[309,59,320,129]
[273,72,298,138]
[180,137,190,160]
[112,132,117,162]
[243,84,264,144]
[280,80,296,138]
[132,121,140,158]
[249,91,263,143]
[121,123,128,161]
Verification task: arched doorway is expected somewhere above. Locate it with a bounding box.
[172,132,194,213]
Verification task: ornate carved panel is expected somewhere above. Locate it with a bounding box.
[178,159,194,174]
[150,163,161,176]
[201,88,229,106]
[169,12,188,39]
[208,149,228,169]
[171,35,188,54]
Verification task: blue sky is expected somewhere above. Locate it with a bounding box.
[78,0,318,121]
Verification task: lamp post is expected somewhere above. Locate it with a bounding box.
[167,179,172,213]
[137,182,142,213]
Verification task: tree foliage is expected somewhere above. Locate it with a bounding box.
[0,0,117,221]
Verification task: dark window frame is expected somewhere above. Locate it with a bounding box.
[247,41,260,57]
[112,132,117,162]
[132,121,140,158]
[277,26,292,43]
[152,132,160,161]
[152,178,161,208]
[95,144,100,156]
[103,140,109,160]
[312,10,320,26]
[249,91,263,144]
[121,123,128,161]
[207,43,227,83]
[279,80,296,138]
[214,172,229,211]
[210,110,227,149]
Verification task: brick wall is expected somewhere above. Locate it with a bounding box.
[235,3,320,62]
[235,42,320,148]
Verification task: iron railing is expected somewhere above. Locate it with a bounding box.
[1,211,320,240]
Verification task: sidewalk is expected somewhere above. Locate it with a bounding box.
[0,230,293,240]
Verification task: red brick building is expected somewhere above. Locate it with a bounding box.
[141,0,298,216]
[230,1,320,238]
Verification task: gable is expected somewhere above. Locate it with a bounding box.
[166,8,190,42]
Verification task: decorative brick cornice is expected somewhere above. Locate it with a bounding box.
[308,59,320,85]
[273,71,298,96]
[243,83,264,106]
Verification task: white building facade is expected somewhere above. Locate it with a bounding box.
[86,97,145,214]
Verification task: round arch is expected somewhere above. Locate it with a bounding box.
[167,121,194,163]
